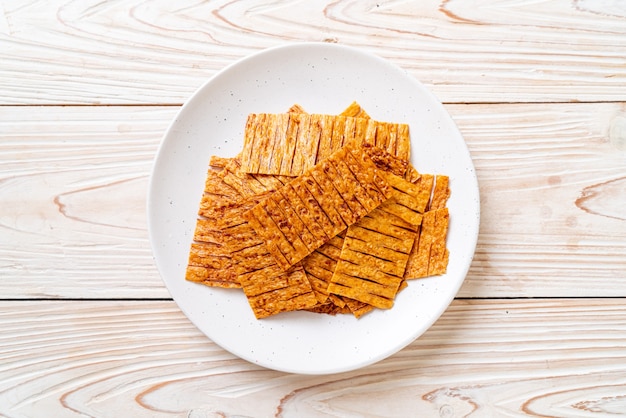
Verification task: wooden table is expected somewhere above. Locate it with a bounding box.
[2,1,625,416]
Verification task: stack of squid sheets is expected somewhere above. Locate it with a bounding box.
[185,103,451,319]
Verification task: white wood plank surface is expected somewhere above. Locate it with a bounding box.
[1,299,626,417]
[0,106,171,298]
[1,0,625,105]
[456,102,626,298]
[2,1,626,415]
[1,103,625,299]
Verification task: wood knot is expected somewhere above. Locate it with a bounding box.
[575,176,626,221]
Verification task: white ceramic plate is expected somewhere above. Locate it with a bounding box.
[148,43,479,375]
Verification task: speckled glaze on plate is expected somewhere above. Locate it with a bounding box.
[147,43,480,375]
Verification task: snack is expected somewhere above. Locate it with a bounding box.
[404,206,450,279]
[301,233,345,303]
[244,141,392,271]
[327,174,425,309]
[239,112,410,176]
[428,207,450,275]
[184,103,451,319]
[237,254,318,319]
[184,167,243,289]
[340,101,371,119]
[430,175,450,211]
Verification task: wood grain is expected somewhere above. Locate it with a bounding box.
[451,102,626,298]
[3,1,625,415]
[1,103,625,299]
[0,106,173,298]
[1,299,626,417]
[1,0,624,105]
